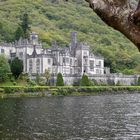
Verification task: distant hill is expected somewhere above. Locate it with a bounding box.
[0,0,140,74]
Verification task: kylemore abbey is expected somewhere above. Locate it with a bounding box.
[0,32,138,85]
[0,32,106,76]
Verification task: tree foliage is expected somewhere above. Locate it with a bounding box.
[0,0,140,73]
[56,73,64,86]
[20,13,30,38]
[137,77,140,86]
[0,55,11,82]
[80,74,90,86]
[10,57,23,79]
[44,69,51,85]
[15,26,24,41]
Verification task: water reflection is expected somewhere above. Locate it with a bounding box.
[0,94,140,139]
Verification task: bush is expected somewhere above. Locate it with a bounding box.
[0,55,11,82]
[80,74,90,86]
[10,57,23,79]
[137,77,140,86]
[13,82,17,85]
[1,86,24,94]
[10,77,15,82]
[27,80,37,86]
[107,79,115,86]
[116,81,121,86]
[56,73,64,86]
[0,88,4,93]
[38,78,46,86]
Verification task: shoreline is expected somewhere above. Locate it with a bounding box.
[0,86,140,98]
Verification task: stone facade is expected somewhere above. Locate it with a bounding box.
[0,32,105,76]
[1,32,140,86]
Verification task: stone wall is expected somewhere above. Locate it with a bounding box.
[50,74,139,86]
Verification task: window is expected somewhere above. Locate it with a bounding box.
[29,59,32,73]
[63,57,66,63]
[70,59,72,65]
[1,49,4,53]
[66,57,69,63]
[19,52,23,59]
[48,59,51,65]
[70,68,73,74]
[96,69,99,74]
[90,60,94,70]
[99,61,101,66]
[63,57,69,64]
[48,67,51,72]
[75,60,77,65]
[36,59,40,73]
[84,51,87,56]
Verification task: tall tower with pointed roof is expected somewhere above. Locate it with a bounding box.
[70,32,77,56]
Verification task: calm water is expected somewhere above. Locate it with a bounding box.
[0,93,140,140]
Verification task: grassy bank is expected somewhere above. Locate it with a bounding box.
[0,86,140,98]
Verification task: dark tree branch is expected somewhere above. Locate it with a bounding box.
[84,0,140,51]
[136,0,140,10]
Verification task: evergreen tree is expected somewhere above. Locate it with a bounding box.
[56,73,64,86]
[80,74,90,86]
[21,13,30,38]
[0,55,11,82]
[15,26,24,41]
[137,77,140,86]
[10,57,23,79]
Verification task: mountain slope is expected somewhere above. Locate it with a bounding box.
[0,0,140,73]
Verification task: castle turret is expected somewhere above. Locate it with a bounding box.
[30,32,39,45]
[71,32,77,47]
[70,32,77,56]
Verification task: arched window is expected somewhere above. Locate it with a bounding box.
[29,59,32,73]
[36,59,40,73]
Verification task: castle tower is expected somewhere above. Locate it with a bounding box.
[70,32,77,56]
[30,32,39,45]
[71,32,77,47]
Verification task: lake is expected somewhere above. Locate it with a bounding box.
[0,93,140,140]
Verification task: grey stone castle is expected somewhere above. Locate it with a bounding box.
[0,32,106,76]
[0,32,139,85]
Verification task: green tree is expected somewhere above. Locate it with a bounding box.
[44,69,51,86]
[10,57,23,79]
[56,73,64,86]
[21,13,30,38]
[35,73,40,85]
[0,55,11,82]
[80,74,90,86]
[15,26,24,41]
[137,77,140,86]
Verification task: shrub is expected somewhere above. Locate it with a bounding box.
[13,82,17,85]
[116,81,121,86]
[10,57,23,79]
[80,74,90,86]
[10,77,15,82]
[137,77,140,86]
[2,86,24,94]
[0,88,4,93]
[0,55,11,82]
[91,79,98,86]
[27,80,37,86]
[38,78,46,86]
[56,73,64,86]
[107,79,115,86]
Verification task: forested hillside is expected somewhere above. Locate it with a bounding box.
[0,0,140,73]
